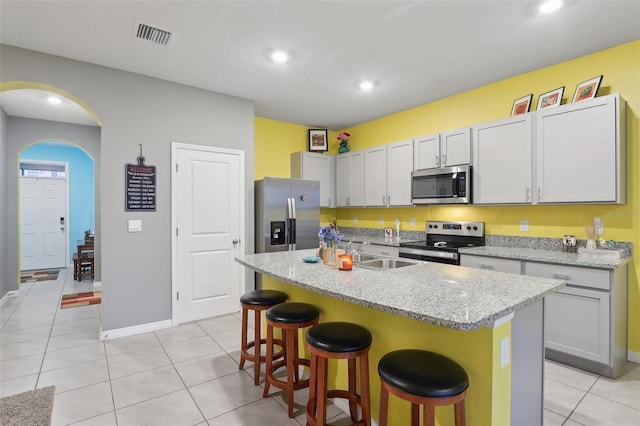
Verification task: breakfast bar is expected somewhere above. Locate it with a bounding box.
[236,249,565,425]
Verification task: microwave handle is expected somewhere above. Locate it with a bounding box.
[452,173,459,195]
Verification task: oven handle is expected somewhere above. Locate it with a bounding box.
[398,247,458,260]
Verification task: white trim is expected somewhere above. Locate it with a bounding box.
[485,312,515,329]
[100,319,173,341]
[628,350,640,363]
[170,142,245,326]
[92,280,102,290]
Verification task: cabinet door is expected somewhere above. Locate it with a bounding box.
[364,146,388,206]
[387,139,414,206]
[472,115,533,204]
[413,133,440,170]
[349,150,365,206]
[292,152,335,208]
[336,155,351,207]
[537,94,623,203]
[441,128,471,166]
[544,287,610,364]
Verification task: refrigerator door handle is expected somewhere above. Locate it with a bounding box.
[290,198,297,250]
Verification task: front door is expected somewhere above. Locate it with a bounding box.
[172,143,244,324]
[20,177,67,270]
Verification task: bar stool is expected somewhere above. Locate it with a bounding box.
[378,349,469,426]
[239,290,288,385]
[263,302,320,417]
[306,322,372,426]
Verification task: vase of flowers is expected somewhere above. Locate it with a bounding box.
[337,132,351,154]
[318,225,343,266]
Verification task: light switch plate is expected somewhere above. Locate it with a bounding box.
[520,220,529,232]
[501,337,510,367]
[128,219,142,233]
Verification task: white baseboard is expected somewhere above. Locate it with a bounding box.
[100,319,173,341]
[628,350,640,363]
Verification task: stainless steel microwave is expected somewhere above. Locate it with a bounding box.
[411,165,471,205]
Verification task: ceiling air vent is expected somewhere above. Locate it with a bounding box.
[134,20,176,46]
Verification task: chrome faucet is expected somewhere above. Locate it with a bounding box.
[347,238,369,254]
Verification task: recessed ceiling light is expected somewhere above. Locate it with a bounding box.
[539,0,562,14]
[270,50,290,64]
[359,80,374,91]
[47,96,62,105]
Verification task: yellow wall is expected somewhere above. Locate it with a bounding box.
[254,40,640,353]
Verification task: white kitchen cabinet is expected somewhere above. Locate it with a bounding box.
[364,140,413,207]
[386,139,414,206]
[290,152,335,208]
[536,93,626,204]
[472,114,533,204]
[364,145,387,206]
[414,128,470,170]
[460,254,522,274]
[336,150,364,207]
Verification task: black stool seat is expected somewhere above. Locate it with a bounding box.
[240,289,288,306]
[267,302,320,323]
[378,350,469,398]
[306,322,372,353]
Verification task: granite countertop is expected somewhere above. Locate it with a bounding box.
[235,249,564,331]
[460,246,631,269]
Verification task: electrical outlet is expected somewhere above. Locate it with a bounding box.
[410,217,416,227]
[353,217,357,225]
[520,220,528,232]
[501,337,510,367]
[379,218,384,225]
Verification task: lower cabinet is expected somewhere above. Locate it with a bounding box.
[461,254,628,378]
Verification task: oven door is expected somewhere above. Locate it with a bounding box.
[411,165,470,205]
[398,247,460,265]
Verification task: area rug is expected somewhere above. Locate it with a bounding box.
[60,290,101,309]
[0,385,55,426]
[20,269,60,283]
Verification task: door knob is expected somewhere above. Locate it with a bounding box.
[232,239,240,245]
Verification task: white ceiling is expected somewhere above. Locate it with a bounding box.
[1,1,639,130]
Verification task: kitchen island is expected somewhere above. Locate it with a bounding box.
[235,249,564,425]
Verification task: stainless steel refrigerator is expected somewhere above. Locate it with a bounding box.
[255,177,320,255]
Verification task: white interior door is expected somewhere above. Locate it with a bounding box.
[173,143,244,324]
[20,177,67,270]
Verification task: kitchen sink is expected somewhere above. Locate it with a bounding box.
[357,258,419,270]
[351,253,380,264]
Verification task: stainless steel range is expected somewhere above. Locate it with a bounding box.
[398,221,485,265]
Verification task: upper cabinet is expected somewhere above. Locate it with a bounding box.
[472,115,533,204]
[364,139,414,207]
[291,152,336,207]
[336,150,364,207]
[536,94,626,204]
[414,128,471,170]
[472,93,626,206]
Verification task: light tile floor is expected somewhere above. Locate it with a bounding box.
[1,267,639,425]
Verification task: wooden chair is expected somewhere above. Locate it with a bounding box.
[75,242,95,281]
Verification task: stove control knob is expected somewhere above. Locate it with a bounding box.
[466,226,471,230]
[473,226,478,231]
[433,224,438,229]
[428,224,432,229]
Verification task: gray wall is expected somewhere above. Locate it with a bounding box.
[1,44,255,332]
[7,117,101,282]
[0,108,8,299]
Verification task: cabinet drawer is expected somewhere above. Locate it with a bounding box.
[461,255,522,274]
[525,262,610,290]
[361,244,399,258]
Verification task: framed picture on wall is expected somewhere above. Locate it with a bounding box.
[308,129,328,152]
[511,94,533,116]
[572,75,603,102]
[536,86,564,110]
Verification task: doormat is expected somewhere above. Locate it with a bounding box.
[0,385,55,426]
[60,291,101,309]
[20,269,60,283]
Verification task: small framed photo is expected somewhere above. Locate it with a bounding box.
[511,94,533,116]
[572,75,603,103]
[537,86,564,110]
[308,129,328,152]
